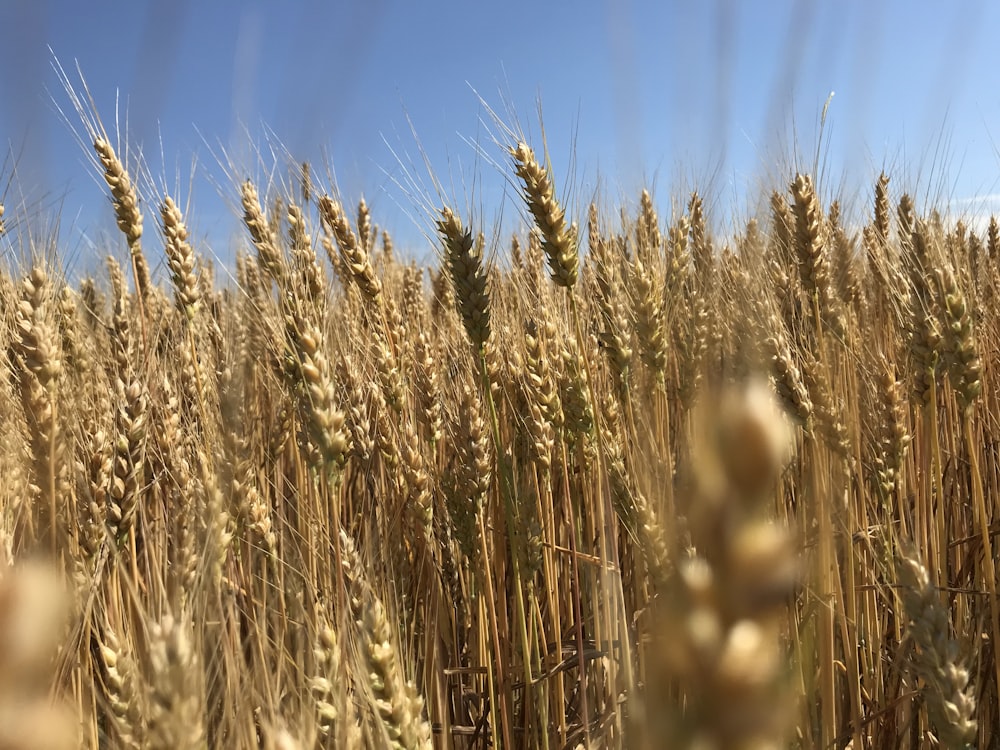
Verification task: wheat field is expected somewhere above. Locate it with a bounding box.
[0,77,995,750]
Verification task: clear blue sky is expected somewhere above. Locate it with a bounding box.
[1,0,999,275]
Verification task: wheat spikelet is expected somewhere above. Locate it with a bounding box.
[673,288,710,407]
[319,218,349,290]
[636,189,663,258]
[199,461,233,589]
[967,230,985,294]
[55,285,89,376]
[874,171,891,246]
[361,597,433,750]
[97,626,146,746]
[357,197,373,256]
[769,190,794,269]
[519,320,557,471]
[372,325,405,415]
[337,354,374,464]
[801,351,851,459]
[381,228,395,262]
[436,207,491,350]
[524,317,563,431]
[234,448,277,570]
[631,256,667,378]
[105,256,133,376]
[399,263,425,323]
[241,179,286,283]
[761,313,813,428]
[789,174,824,282]
[399,419,433,543]
[161,195,202,318]
[13,266,62,398]
[448,384,491,560]
[666,213,692,295]
[80,424,112,562]
[557,333,595,440]
[828,201,860,310]
[790,174,844,338]
[339,531,432,750]
[907,223,944,405]
[281,299,348,472]
[937,263,982,411]
[523,226,547,289]
[11,266,67,545]
[311,619,362,748]
[872,366,911,498]
[511,142,579,289]
[77,275,104,331]
[599,397,671,586]
[589,204,633,391]
[108,377,149,541]
[689,191,714,285]
[287,200,326,302]
[93,137,151,298]
[368,378,401,472]
[412,331,443,446]
[318,195,382,302]
[897,193,916,257]
[146,613,204,750]
[895,551,977,747]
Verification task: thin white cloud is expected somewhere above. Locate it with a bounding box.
[949,193,1000,207]
[943,194,1000,235]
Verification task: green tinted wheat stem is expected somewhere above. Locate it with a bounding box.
[507,136,634,733]
[525,456,562,747]
[436,207,506,742]
[789,174,840,747]
[438,204,536,743]
[964,405,999,723]
[910,226,946,587]
[476,346,534,748]
[808,428,837,748]
[568,289,630,743]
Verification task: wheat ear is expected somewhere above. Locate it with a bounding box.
[895,551,976,747]
[93,137,151,300]
[511,142,579,289]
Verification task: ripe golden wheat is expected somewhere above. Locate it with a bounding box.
[0,84,998,750]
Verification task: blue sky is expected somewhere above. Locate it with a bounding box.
[1,1,999,275]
